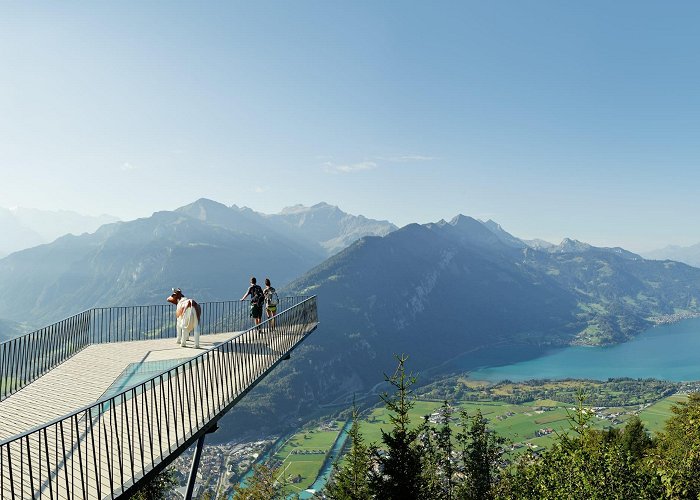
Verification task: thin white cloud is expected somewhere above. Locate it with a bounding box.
[390,154,437,162]
[321,154,435,174]
[323,161,378,174]
[254,186,267,193]
[120,162,138,171]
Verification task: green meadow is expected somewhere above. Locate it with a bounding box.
[639,394,688,435]
[358,398,642,453]
[266,392,687,495]
[271,421,344,495]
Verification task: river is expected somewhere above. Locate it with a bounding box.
[297,418,352,499]
[468,317,700,382]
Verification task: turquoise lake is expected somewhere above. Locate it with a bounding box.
[468,317,700,382]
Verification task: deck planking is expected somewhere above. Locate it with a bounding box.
[0,321,315,499]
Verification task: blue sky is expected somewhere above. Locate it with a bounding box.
[1,1,698,251]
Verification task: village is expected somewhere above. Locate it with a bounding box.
[167,437,278,498]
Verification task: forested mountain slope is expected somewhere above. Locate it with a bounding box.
[216,216,700,436]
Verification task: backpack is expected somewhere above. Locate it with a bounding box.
[267,288,279,306]
[251,285,264,306]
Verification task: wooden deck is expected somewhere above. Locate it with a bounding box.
[0,331,241,444]
[0,324,316,499]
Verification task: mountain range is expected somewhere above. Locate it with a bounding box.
[0,207,119,257]
[1,198,699,438]
[217,216,700,437]
[0,199,395,328]
[178,200,396,260]
[644,243,700,268]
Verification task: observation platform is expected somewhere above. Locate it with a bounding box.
[0,296,318,499]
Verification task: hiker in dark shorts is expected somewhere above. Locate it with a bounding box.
[241,276,264,329]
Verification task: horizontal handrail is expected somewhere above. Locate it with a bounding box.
[0,296,318,498]
[0,296,311,401]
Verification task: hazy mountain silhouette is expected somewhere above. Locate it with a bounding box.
[0,210,315,325]
[0,208,45,257]
[266,202,397,257]
[522,238,555,250]
[176,199,397,259]
[0,207,118,257]
[644,243,700,268]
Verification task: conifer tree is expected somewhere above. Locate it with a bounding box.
[648,392,700,498]
[419,400,457,500]
[326,403,372,500]
[132,468,178,499]
[369,354,424,499]
[417,414,443,500]
[232,464,285,499]
[455,409,505,500]
[620,415,652,461]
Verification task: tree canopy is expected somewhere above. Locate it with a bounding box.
[326,357,700,500]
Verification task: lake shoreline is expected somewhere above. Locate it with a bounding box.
[466,317,700,383]
[648,311,700,326]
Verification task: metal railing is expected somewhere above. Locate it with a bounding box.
[0,295,318,499]
[0,296,310,401]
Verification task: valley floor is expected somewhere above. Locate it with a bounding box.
[184,379,693,498]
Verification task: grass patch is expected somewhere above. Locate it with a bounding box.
[639,394,688,435]
[534,413,569,425]
[271,420,344,495]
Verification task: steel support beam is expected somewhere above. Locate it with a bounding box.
[184,424,218,499]
[184,434,206,499]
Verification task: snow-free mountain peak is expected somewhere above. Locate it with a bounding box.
[481,219,528,248]
[553,238,593,253]
[550,237,642,260]
[523,238,555,250]
[176,198,232,220]
[433,214,517,251]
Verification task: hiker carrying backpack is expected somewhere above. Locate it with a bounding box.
[263,278,279,332]
[241,277,265,325]
[251,284,265,306]
[266,287,279,307]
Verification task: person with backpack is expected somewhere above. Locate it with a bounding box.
[263,277,279,331]
[240,276,264,330]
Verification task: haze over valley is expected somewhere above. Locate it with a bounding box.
[644,243,700,268]
[0,206,118,257]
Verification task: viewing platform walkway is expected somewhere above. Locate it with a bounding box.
[0,296,318,499]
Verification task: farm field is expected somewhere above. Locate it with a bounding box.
[359,398,642,453]
[269,420,344,496]
[639,394,688,434]
[258,392,687,497]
